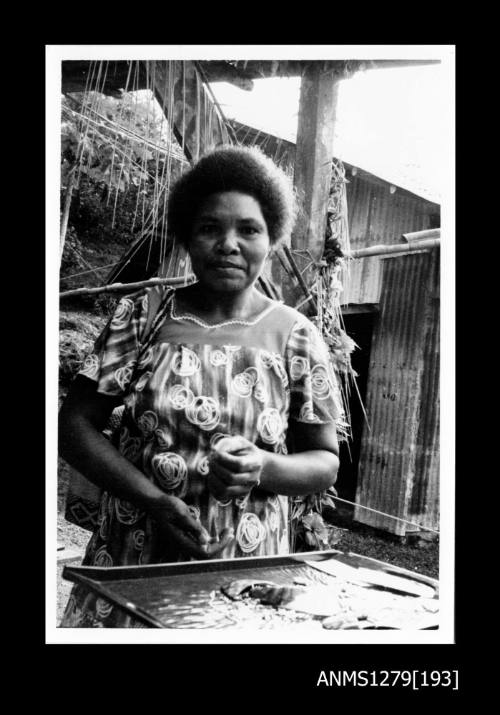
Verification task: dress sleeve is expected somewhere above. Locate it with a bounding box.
[77,289,150,397]
[285,318,343,424]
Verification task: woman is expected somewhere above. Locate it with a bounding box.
[59,145,341,627]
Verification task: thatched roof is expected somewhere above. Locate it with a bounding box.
[62,59,440,95]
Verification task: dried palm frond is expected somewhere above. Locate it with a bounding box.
[289,159,365,552]
[311,157,357,443]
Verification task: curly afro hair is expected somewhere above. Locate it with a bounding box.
[167,145,297,247]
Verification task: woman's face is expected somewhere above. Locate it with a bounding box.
[188,191,271,294]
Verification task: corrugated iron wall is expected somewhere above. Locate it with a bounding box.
[354,249,440,535]
[342,174,439,305]
[408,250,440,531]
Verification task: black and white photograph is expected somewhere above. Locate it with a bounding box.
[46,45,455,645]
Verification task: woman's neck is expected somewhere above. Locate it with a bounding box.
[176,283,270,323]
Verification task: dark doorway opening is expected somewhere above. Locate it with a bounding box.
[335,310,376,509]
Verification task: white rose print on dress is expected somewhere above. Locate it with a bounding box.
[231,367,267,400]
[257,407,284,445]
[171,347,201,376]
[93,546,113,567]
[259,351,289,387]
[235,494,250,510]
[97,495,107,525]
[310,363,333,400]
[185,396,220,431]
[168,385,195,410]
[231,371,255,398]
[299,401,322,423]
[244,367,259,383]
[210,349,228,367]
[80,353,100,379]
[236,512,267,553]
[197,456,210,476]
[95,598,114,620]
[106,493,115,516]
[114,362,136,391]
[132,529,145,551]
[124,391,138,415]
[115,498,143,525]
[119,427,142,462]
[151,452,188,491]
[137,410,158,437]
[111,298,134,329]
[154,427,173,450]
[253,381,268,404]
[135,371,152,392]
[99,515,109,540]
[289,355,309,381]
[137,346,155,371]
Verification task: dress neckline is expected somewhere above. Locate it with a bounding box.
[169,292,281,329]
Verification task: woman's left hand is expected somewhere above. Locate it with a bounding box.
[208,436,265,502]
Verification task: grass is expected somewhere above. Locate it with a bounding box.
[324,504,438,579]
[334,527,438,579]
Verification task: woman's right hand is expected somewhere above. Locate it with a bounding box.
[148,494,234,560]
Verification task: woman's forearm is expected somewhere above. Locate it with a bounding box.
[59,413,166,512]
[259,449,339,496]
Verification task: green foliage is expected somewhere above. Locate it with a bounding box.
[62,91,174,193]
[60,225,85,276]
[67,175,144,248]
[289,487,341,553]
[59,311,107,390]
[60,90,187,295]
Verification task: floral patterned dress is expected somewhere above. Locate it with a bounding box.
[61,287,341,627]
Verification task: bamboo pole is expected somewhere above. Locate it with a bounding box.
[60,275,196,299]
[60,167,77,264]
[347,237,440,259]
[402,228,440,243]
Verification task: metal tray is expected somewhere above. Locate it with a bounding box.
[63,549,439,630]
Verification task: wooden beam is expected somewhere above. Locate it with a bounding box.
[217,59,440,80]
[148,60,232,164]
[276,64,340,310]
[360,59,441,72]
[195,61,254,90]
[341,303,379,314]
